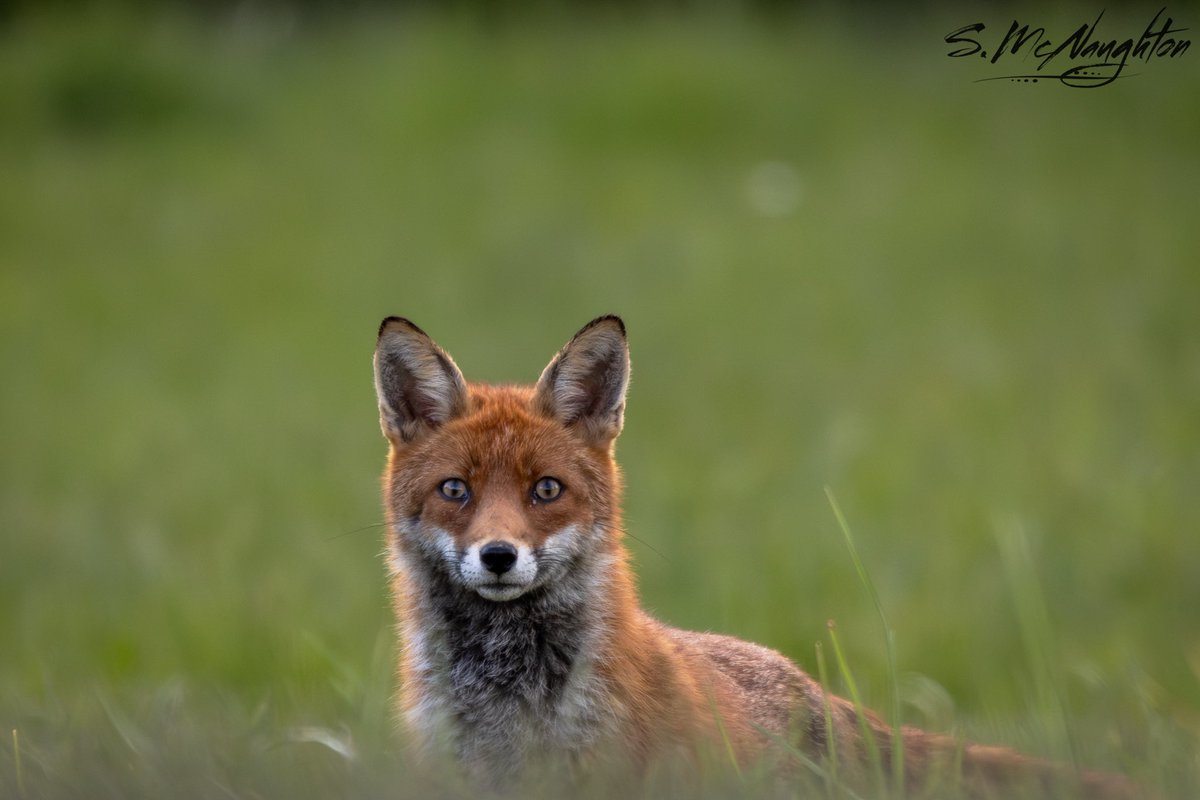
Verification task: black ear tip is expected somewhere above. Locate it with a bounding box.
[581,314,626,338]
[378,316,428,340]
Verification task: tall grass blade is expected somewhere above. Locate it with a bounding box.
[815,640,841,797]
[706,692,743,779]
[827,620,888,797]
[994,515,1078,769]
[826,487,905,796]
[13,729,24,799]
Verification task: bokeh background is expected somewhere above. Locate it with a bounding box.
[2,2,1198,796]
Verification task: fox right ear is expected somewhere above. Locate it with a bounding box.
[374,317,468,446]
[534,315,630,447]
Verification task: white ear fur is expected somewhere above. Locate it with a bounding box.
[533,316,629,446]
[373,317,468,445]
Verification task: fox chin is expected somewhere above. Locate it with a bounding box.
[372,314,1144,798]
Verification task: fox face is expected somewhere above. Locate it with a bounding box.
[374,316,630,605]
[384,396,613,603]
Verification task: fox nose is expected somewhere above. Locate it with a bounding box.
[479,541,518,575]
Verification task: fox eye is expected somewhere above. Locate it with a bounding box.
[532,477,563,502]
[438,478,470,501]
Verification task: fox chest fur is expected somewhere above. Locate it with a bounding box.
[392,520,620,770]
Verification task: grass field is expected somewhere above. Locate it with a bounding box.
[1,4,1198,797]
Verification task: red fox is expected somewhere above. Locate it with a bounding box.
[372,315,1142,797]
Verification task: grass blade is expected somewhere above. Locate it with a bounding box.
[706,692,743,779]
[815,640,841,797]
[827,620,887,797]
[826,487,905,797]
[13,729,25,799]
[994,515,1079,769]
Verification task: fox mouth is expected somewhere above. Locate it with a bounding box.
[475,582,530,602]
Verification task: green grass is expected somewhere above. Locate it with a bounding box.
[1,4,1198,797]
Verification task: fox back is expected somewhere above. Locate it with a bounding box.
[373,315,1143,798]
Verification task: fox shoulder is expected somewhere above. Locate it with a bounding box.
[660,625,826,740]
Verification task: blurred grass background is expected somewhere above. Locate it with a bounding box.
[1,2,1198,796]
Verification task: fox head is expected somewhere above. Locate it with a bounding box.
[374,316,630,603]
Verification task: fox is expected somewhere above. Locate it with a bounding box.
[372,314,1143,797]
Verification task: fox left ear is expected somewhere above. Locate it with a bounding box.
[374,317,468,446]
[534,315,630,447]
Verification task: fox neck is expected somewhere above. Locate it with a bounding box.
[423,550,615,700]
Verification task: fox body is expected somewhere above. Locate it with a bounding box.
[373,315,1140,797]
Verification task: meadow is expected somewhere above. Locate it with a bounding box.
[1,4,1197,797]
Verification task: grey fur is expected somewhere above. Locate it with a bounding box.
[393,519,616,779]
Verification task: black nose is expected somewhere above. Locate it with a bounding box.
[479,541,518,575]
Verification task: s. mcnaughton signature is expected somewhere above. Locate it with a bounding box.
[946,8,1190,87]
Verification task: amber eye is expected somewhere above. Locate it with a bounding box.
[532,477,563,502]
[438,478,470,501]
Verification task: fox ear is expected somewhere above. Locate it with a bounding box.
[534,315,630,446]
[374,317,468,445]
